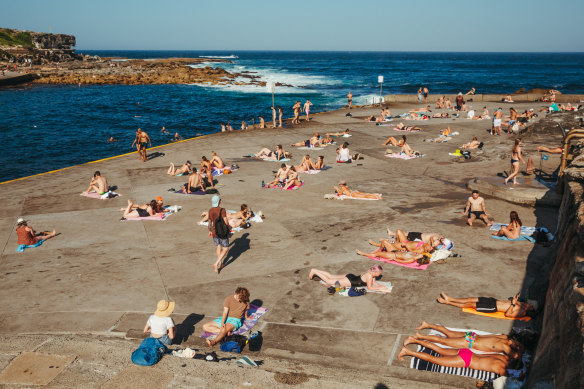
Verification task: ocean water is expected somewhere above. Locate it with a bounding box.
[1,51,583,182]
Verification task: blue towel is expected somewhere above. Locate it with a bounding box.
[16,240,44,252]
[491,235,535,242]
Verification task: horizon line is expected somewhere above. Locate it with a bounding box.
[76,49,584,54]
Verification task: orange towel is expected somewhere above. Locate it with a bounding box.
[462,308,531,322]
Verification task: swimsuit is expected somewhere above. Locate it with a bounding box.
[468,210,485,219]
[140,142,147,148]
[493,118,502,127]
[476,297,498,313]
[511,159,519,163]
[345,273,366,287]
[406,232,422,241]
[304,140,311,147]
[464,331,477,349]
[458,348,472,368]
[136,208,150,217]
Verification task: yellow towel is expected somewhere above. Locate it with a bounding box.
[462,308,531,322]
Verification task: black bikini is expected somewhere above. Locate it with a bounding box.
[345,273,366,287]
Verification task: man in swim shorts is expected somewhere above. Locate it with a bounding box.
[267,164,289,188]
[182,168,205,193]
[83,171,108,195]
[346,91,353,109]
[462,190,493,226]
[202,287,252,348]
[437,292,535,318]
[493,108,503,135]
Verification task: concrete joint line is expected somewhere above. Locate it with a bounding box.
[387,334,401,366]
[31,336,54,352]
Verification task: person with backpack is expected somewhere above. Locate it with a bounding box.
[208,195,231,274]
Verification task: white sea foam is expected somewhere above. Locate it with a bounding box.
[199,55,239,59]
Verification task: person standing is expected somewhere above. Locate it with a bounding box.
[423,86,429,102]
[346,91,353,109]
[504,139,525,186]
[277,106,283,127]
[143,300,175,345]
[417,88,423,103]
[493,108,503,136]
[131,129,143,160]
[202,287,252,348]
[208,195,230,274]
[303,99,313,122]
[271,106,277,128]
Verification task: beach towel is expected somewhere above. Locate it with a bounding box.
[80,191,121,199]
[394,127,421,132]
[318,280,393,294]
[173,189,206,195]
[367,255,430,270]
[299,169,321,174]
[491,235,535,242]
[200,304,268,340]
[489,223,536,236]
[16,240,44,252]
[323,194,380,200]
[262,158,291,162]
[297,147,324,150]
[385,152,424,160]
[462,308,531,322]
[264,182,304,190]
[123,212,173,221]
[375,123,394,127]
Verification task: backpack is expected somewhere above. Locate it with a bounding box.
[214,208,230,239]
[220,334,248,353]
[131,337,167,366]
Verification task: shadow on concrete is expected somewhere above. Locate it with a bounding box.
[222,233,251,268]
[146,151,165,161]
[173,313,205,345]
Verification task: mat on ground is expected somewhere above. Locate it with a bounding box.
[462,307,531,322]
[318,280,392,294]
[368,255,430,270]
[263,182,304,190]
[200,304,268,339]
[16,240,44,252]
[80,190,121,199]
[323,194,380,200]
[385,152,424,159]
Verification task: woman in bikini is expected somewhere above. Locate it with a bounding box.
[504,138,525,185]
[334,181,382,199]
[492,211,522,239]
[121,199,156,220]
[282,166,302,190]
[308,265,389,292]
[394,123,422,132]
[167,161,192,176]
[383,134,406,147]
[295,155,324,172]
[255,144,287,160]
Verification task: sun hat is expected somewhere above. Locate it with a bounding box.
[154,300,175,317]
[16,217,26,224]
[155,196,163,202]
[211,195,221,207]
[458,92,463,96]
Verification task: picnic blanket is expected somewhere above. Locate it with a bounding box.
[323,194,380,200]
[491,235,535,242]
[200,304,268,339]
[318,280,393,294]
[462,308,531,322]
[367,255,430,270]
[385,152,424,160]
[16,240,44,252]
[80,191,121,199]
[264,182,304,190]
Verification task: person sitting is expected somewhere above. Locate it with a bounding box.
[462,190,493,226]
[398,336,510,376]
[16,218,57,246]
[504,94,514,103]
[435,96,444,109]
[182,168,205,193]
[326,129,350,137]
[202,287,252,349]
[255,144,288,160]
[282,166,302,190]
[444,97,453,109]
[461,137,481,149]
[295,155,325,172]
[437,291,535,318]
[267,164,289,188]
[336,142,358,163]
[537,145,563,154]
[200,165,216,189]
[414,321,523,356]
[121,199,157,220]
[383,134,406,147]
[334,181,382,199]
[200,204,252,228]
[258,116,265,128]
[167,161,192,176]
[492,211,521,239]
[465,87,476,95]
[83,171,108,195]
[308,265,389,292]
[210,152,225,168]
[143,300,175,345]
[385,135,416,157]
[241,121,248,130]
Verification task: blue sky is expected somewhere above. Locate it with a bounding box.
[2,0,583,52]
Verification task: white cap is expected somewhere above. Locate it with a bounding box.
[17,218,25,224]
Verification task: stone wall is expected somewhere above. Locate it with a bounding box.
[525,153,584,388]
[30,32,75,50]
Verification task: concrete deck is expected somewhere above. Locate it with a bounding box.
[0,101,564,387]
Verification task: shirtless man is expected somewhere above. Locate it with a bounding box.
[258,116,265,129]
[271,106,277,128]
[506,108,518,135]
[465,87,476,95]
[137,129,152,162]
[226,121,234,132]
[326,129,350,137]
[278,106,283,127]
[437,291,535,318]
[267,164,289,188]
[461,137,480,149]
[292,101,301,124]
[291,132,322,147]
[303,100,313,121]
[131,129,143,160]
[492,108,503,135]
[282,166,301,190]
[167,161,192,176]
[83,171,108,195]
[347,91,353,109]
[210,152,225,168]
[220,122,226,132]
[334,181,382,199]
[182,168,205,193]
[462,190,493,226]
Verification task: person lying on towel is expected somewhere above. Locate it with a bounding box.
[437,291,535,318]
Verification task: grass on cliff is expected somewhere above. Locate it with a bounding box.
[0,28,33,48]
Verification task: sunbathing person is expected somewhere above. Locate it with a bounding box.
[200,204,252,228]
[398,337,510,376]
[355,244,424,264]
[267,163,289,188]
[83,171,108,195]
[326,129,350,137]
[282,166,302,189]
[394,123,422,132]
[336,142,361,162]
[431,112,450,118]
[255,144,288,160]
[366,235,438,255]
[492,211,522,239]
[182,168,206,193]
[210,152,225,168]
[167,161,192,176]
[334,181,382,199]
[537,145,563,154]
[383,135,406,146]
[121,199,156,219]
[437,291,535,318]
[291,132,322,148]
[410,105,431,113]
[466,87,476,95]
[504,94,514,103]
[386,228,446,247]
[16,218,57,246]
[308,264,389,292]
[461,137,480,149]
[295,155,324,172]
[414,321,523,356]
[384,135,416,157]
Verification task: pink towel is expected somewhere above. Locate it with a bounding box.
[367,256,429,270]
[264,182,305,190]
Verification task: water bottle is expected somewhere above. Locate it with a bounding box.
[261,180,265,187]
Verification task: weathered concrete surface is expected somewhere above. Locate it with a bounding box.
[0,101,569,386]
[467,177,562,206]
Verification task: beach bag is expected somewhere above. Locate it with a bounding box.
[214,208,230,239]
[131,337,167,366]
[511,123,519,133]
[220,335,247,353]
[348,287,366,297]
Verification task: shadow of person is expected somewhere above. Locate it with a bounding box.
[172,313,205,345]
[222,232,251,268]
[146,151,165,161]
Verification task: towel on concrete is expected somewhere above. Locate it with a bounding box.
[385,152,424,159]
[174,189,206,195]
[489,224,536,236]
[264,182,304,190]
[462,308,531,322]
[318,280,393,294]
[80,191,121,199]
[200,304,268,339]
[323,194,380,200]
[367,255,430,270]
[123,212,172,221]
[16,240,44,252]
[491,235,535,242]
[262,158,291,162]
[297,146,324,150]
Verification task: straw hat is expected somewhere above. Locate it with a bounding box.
[154,300,175,317]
